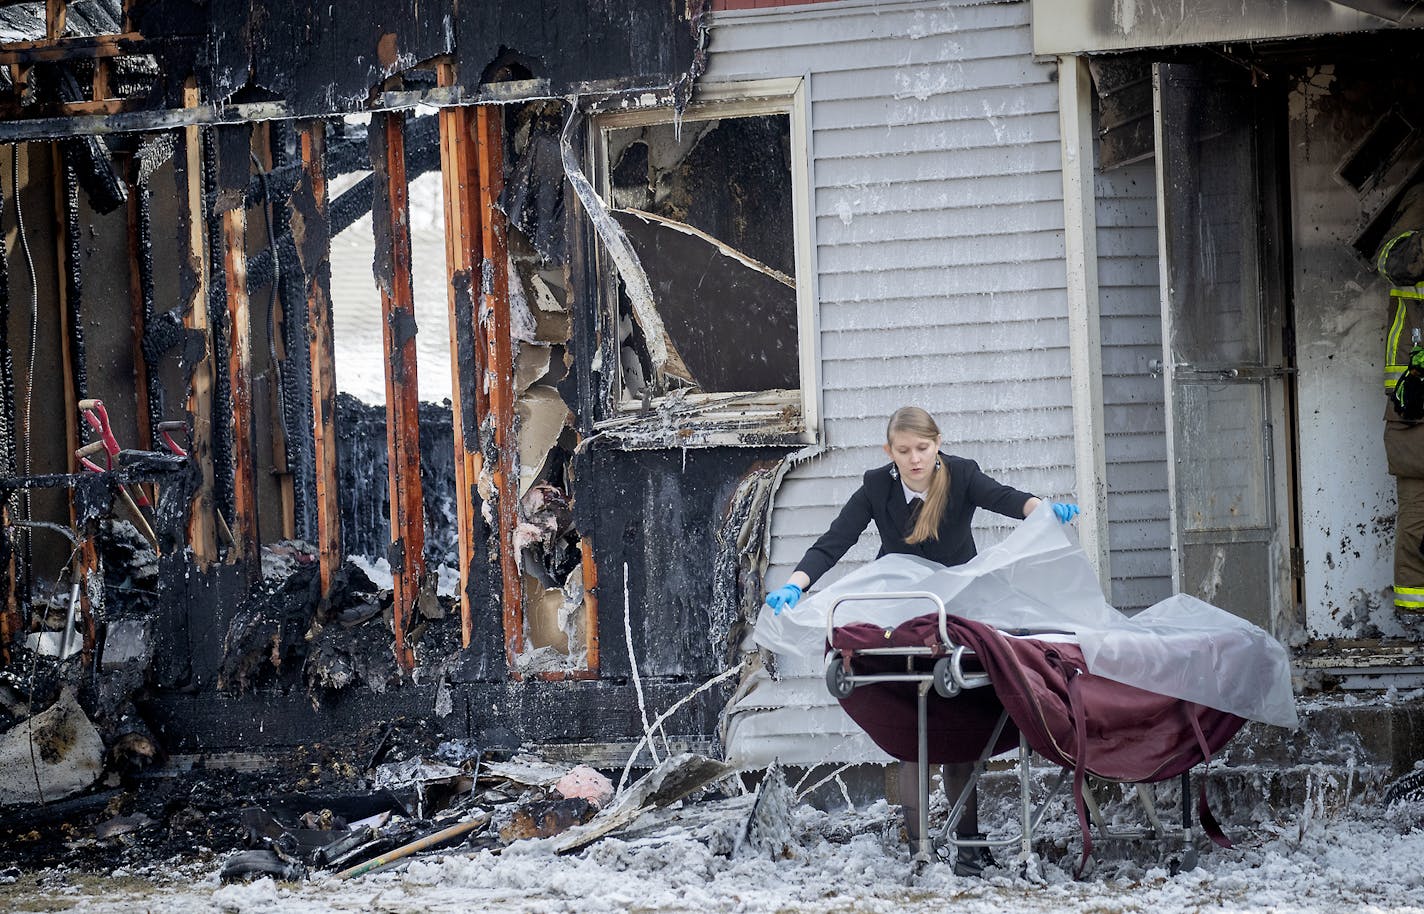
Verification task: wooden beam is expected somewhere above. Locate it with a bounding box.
[436,70,484,649]
[0,32,152,64]
[222,202,260,569]
[92,57,110,105]
[581,537,600,673]
[370,111,424,671]
[124,159,152,449]
[53,142,99,661]
[293,121,342,597]
[45,0,65,43]
[179,84,218,565]
[255,123,295,541]
[473,104,523,673]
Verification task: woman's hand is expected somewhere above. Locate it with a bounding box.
[1025,497,1080,523]
[765,582,804,615]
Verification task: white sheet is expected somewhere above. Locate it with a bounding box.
[752,506,1299,729]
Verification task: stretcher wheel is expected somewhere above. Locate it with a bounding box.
[933,657,959,698]
[825,652,855,698]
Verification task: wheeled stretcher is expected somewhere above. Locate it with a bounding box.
[823,591,1245,872]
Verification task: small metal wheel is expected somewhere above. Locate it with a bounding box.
[825,652,855,698]
[933,656,960,698]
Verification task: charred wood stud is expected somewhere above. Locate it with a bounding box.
[474,104,523,673]
[295,122,342,597]
[371,111,425,672]
[222,200,260,570]
[436,76,484,650]
[54,144,99,661]
[45,0,65,42]
[124,158,154,450]
[180,83,219,565]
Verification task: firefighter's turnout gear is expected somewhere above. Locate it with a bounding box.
[1378,185,1424,615]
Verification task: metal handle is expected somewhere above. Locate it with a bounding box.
[825,590,951,652]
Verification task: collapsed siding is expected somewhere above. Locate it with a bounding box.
[705,0,1077,587]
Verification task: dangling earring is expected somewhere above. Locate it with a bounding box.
[889,465,899,480]
[934,459,942,472]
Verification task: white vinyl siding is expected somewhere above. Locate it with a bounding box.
[706,0,1077,587]
[1096,156,1171,611]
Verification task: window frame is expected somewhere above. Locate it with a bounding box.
[590,77,820,447]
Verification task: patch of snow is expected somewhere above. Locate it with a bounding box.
[11,794,1424,913]
[346,555,394,591]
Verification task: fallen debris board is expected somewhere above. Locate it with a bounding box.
[735,762,795,859]
[337,814,489,880]
[553,753,730,854]
[498,797,596,842]
[0,690,105,806]
[480,756,570,788]
[611,209,798,394]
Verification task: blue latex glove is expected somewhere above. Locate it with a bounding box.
[765,582,803,615]
[1051,502,1080,524]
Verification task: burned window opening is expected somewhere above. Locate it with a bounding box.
[591,83,816,446]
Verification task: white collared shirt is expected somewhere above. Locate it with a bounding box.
[901,479,927,504]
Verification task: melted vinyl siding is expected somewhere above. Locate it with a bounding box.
[707,0,1074,588]
[1095,156,1171,612]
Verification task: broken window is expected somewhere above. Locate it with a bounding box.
[592,79,818,445]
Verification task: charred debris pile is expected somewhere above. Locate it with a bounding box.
[0,687,750,884]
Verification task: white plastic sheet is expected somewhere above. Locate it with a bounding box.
[753,507,1299,729]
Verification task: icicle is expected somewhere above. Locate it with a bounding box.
[796,762,855,803]
[617,658,748,795]
[624,562,662,771]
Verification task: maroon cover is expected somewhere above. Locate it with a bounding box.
[831,614,1245,780]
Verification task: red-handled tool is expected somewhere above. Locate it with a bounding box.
[74,399,161,551]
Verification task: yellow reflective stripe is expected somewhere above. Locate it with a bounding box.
[1395,287,1424,300]
[1378,231,1421,275]
[1394,586,1424,608]
[1387,296,1408,384]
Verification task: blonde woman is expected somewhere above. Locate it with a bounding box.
[764,406,1078,875]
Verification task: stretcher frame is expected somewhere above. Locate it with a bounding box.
[824,591,1199,873]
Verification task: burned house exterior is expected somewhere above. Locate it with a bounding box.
[3,0,1423,792]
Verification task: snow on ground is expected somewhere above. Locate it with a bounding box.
[5,795,1422,914]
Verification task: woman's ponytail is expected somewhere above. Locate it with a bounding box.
[906,455,949,544]
[889,406,951,545]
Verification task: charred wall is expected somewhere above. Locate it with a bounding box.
[0,0,775,768]
[127,1,705,116]
[335,395,460,568]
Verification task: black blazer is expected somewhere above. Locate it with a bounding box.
[794,454,1036,587]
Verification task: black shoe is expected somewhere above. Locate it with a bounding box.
[953,834,996,878]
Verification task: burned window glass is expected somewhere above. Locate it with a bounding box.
[604,113,799,400]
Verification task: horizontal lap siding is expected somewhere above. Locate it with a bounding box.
[708,0,1073,588]
[1095,157,1170,611]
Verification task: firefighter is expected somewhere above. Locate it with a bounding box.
[1377,183,1424,615]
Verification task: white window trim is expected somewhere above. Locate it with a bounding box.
[591,77,820,446]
